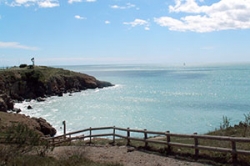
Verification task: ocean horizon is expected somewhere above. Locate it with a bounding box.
[15,63,250,136]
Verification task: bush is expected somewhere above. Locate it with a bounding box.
[28,65,34,69]
[220,116,231,130]
[243,113,250,137]
[19,64,28,68]
[1,123,53,164]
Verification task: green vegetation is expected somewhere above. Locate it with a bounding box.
[0,65,78,82]
[0,65,93,87]
[0,147,122,166]
[220,116,231,130]
[0,123,122,166]
[210,113,250,137]
[0,64,112,102]
[0,65,99,101]
[1,111,250,165]
[0,123,53,164]
[19,64,28,68]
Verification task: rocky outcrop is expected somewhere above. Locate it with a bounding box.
[0,94,14,112]
[0,66,114,109]
[0,66,113,136]
[0,112,57,136]
[45,74,113,96]
[32,117,57,136]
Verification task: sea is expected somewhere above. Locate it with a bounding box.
[15,63,250,136]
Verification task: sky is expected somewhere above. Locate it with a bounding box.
[1,0,250,66]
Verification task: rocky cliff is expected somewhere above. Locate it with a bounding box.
[0,66,113,108]
[0,66,113,136]
[0,112,56,136]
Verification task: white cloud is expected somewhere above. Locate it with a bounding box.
[155,0,250,32]
[8,0,36,7]
[105,20,110,24]
[68,0,82,4]
[38,0,59,8]
[123,19,150,30]
[111,3,135,9]
[68,0,95,4]
[15,0,35,4]
[7,0,59,8]
[75,15,86,20]
[0,41,39,50]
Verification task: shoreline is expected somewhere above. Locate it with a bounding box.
[3,64,249,136]
[14,86,119,136]
[0,65,114,136]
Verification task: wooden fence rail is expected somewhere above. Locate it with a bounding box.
[45,126,250,163]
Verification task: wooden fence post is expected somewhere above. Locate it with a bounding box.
[166,131,171,154]
[89,127,92,144]
[127,127,130,146]
[69,134,71,145]
[231,141,237,164]
[194,132,199,160]
[144,129,148,147]
[113,126,115,145]
[62,120,66,140]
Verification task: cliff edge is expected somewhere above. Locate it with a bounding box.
[0,65,113,136]
[0,65,113,110]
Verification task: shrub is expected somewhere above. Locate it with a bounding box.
[19,64,28,68]
[2,123,53,164]
[243,112,250,137]
[28,65,34,69]
[220,116,231,130]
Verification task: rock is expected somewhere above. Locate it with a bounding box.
[0,98,7,112]
[37,97,46,102]
[97,81,114,88]
[27,105,32,109]
[6,100,14,110]
[33,117,57,136]
[13,108,21,113]
[57,91,63,97]
[25,99,31,102]
[0,66,113,136]
[0,94,14,112]
[0,112,55,136]
[0,66,113,101]
[0,97,7,112]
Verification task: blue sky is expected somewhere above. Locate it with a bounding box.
[1,0,250,66]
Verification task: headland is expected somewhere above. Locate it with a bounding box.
[0,65,114,136]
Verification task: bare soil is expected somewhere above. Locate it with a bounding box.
[49,145,210,166]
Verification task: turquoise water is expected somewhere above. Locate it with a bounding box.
[16,64,250,135]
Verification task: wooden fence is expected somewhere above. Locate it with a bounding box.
[46,126,250,163]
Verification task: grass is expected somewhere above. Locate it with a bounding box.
[0,149,123,166]
[0,65,85,85]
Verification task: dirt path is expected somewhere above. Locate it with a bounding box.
[49,145,211,166]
